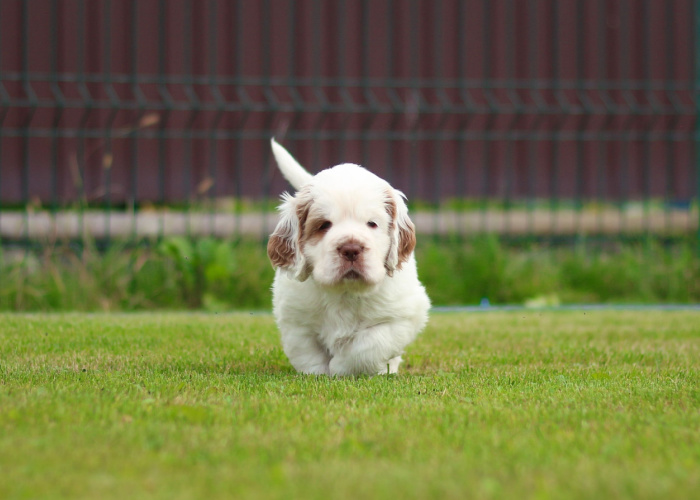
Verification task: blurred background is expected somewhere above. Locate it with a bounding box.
[0,0,698,310]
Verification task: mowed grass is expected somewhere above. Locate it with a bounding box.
[1,311,698,500]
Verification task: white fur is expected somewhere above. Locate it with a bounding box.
[268,139,430,376]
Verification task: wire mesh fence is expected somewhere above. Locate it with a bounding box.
[1,0,698,247]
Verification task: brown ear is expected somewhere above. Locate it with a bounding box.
[397,217,416,268]
[267,233,295,268]
[384,189,416,273]
[267,190,313,281]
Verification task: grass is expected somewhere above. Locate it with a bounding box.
[1,237,699,311]
[1,311,698,499]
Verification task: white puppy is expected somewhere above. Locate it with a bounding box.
[267,139,430,376]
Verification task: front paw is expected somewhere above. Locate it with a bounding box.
[300,363,330,375]
[329,355,402,376]
[380,356,402,375]
[328,357,353,377]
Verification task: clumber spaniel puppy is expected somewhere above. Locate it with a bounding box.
[267,139,431,376]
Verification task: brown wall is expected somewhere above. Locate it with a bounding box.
[0,0,696,206]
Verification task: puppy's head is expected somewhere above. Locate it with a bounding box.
[267,164,416,288]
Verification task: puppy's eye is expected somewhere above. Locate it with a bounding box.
[319,221,332,231]
[367,221,378,229]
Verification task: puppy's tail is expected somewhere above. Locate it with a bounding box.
[270,138,313,190]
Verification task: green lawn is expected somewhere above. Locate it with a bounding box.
[1,311,698,499]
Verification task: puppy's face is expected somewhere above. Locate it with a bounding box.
[268,164,416,289]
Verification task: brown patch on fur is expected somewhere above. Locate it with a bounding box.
[267,189,313,269]
[298,202,331,249]
[301,217,329,245]
[293,194,314,252]
[397,218,416,268]
[384,189,416,272]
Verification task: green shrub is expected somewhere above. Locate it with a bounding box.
[0,237,697,311]
[415,237,700,306]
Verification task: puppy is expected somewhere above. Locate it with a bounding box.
[267,139,430,376]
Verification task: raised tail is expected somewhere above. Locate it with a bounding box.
[270,138,313,190]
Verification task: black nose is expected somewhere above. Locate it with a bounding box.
[338,243,363,262]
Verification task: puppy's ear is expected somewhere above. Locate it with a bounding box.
[267,190,313,281]
[384,189,416,275]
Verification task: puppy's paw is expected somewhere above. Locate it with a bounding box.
[379,356,402,375]
[328,357,349,377]
[300,363,331,376]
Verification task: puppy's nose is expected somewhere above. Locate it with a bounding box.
[338,243,363,262]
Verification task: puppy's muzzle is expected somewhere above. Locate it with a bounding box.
[338,242,364,262]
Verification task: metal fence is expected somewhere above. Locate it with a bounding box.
[1,0,698,245]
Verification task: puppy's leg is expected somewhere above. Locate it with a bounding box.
[385,356,402,375]
[329,321,417,376]
[282,332,331,375]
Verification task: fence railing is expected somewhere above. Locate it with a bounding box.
[0,0,698,245]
